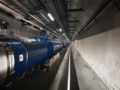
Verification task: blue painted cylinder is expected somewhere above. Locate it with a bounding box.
[0,34,67,79]
[52,41,64,54]
[10,42,48,78]
[0,33,68,88]
[9,43,27,78]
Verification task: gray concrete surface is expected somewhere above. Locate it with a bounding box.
[50,47,70,90]
[50,46,108,90]
[73,3,120,90]
[73,29,120,90]
[71,46,108,90]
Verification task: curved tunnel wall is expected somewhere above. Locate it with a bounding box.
[72,3,120,90]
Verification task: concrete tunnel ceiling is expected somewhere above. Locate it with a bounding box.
[0,0,114,41]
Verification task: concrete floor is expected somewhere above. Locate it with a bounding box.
[71,45,108,90]
[50,45,108,90]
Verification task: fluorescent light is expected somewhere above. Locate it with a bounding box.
[48,13,54,21]
[59,28,62,32]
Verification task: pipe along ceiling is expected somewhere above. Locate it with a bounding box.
[0,0,114,41]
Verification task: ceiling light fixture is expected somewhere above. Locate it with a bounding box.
[48,13,54,21]
[59,28,62,32]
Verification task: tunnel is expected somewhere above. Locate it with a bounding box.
[0,0,120,90]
